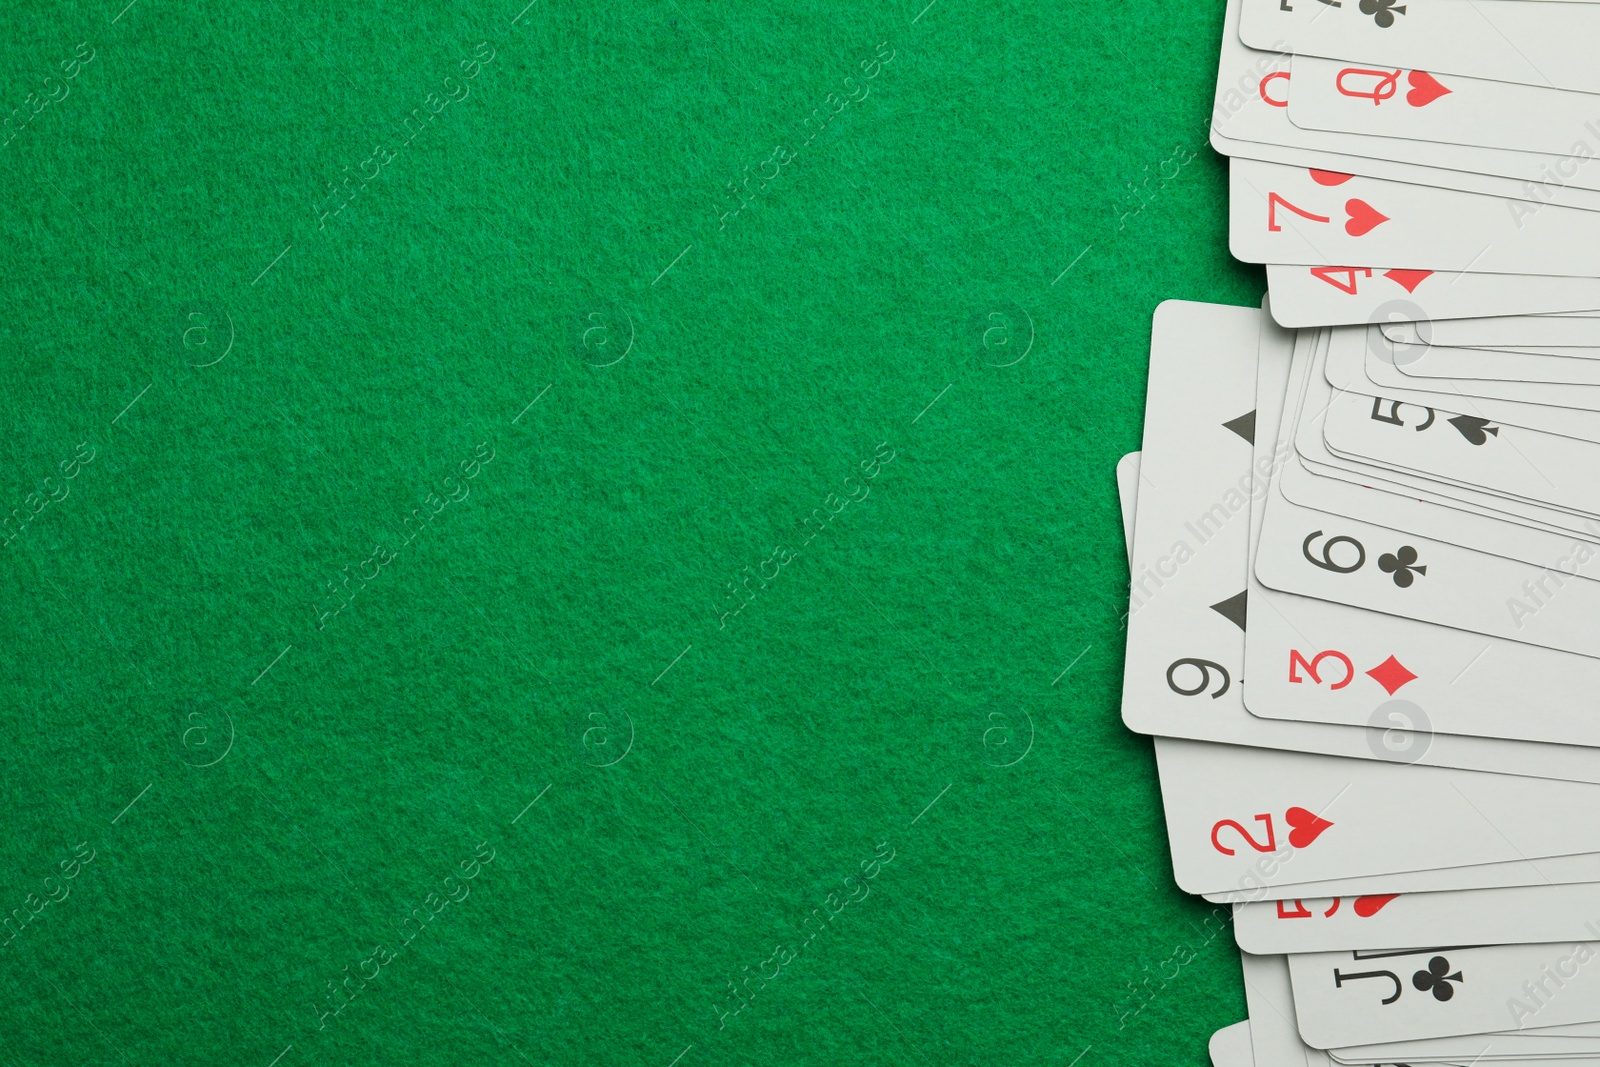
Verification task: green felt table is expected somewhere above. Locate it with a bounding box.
[0,0,1265,1063]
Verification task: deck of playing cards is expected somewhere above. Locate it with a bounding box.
[1129,5,1600,1065]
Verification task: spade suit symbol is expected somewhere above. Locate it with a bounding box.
[1448,415,1499,445]
[1210,590,1248,632]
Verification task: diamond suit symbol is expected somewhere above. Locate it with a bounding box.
[1366,655,1417,696]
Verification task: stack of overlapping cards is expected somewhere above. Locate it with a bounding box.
[1218,0,1600,325]
[1125,5,1600,1059]
[1124,297,1600,1067]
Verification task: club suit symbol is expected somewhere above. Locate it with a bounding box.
[1377,546,1426,587]
[1360,0,1406,27]
[1413,956,1463,1001]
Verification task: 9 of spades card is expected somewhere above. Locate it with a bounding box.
[1125,300,1600,897]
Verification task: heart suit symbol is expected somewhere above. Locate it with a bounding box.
[1285,806,1334,847]
[1345,199,1389,237]
[1354,893,1400,917]
[1406,70,1451,108]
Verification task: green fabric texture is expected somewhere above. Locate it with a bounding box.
[0,0,1264,1063]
